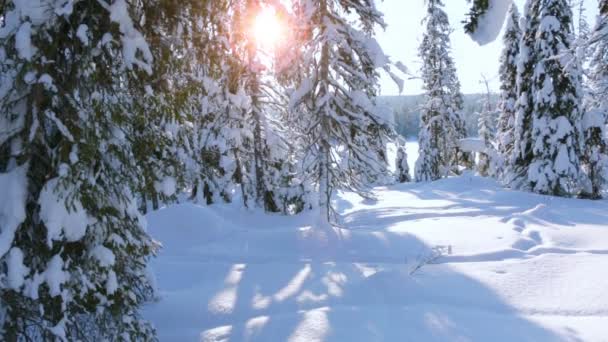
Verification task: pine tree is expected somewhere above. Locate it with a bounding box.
[415,0,465,181]
[497,3,521,179]
[289,0,397,222]
[580,0,608,198]
[510,0,584,196]
[395,143,412,183]
[0,0,159,339]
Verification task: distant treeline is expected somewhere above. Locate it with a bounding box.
[379,94,499,139]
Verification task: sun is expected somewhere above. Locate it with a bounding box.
[253,7,284,50]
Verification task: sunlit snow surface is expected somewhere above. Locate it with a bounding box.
[144,144,608,341]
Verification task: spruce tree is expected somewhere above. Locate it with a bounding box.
[132,0,200,214]
[509,0,537,187]
[180,0,252,207]
[510,0,584,196]
[174,0,301,213]
[289,0,398,222]
[580,0,608,198]
[395,143,412,183]
[415,0,465,181]
[451,81,475,173]
[0,0,158,339]
[478,78,498,177]
[238,0,295,212]
[496,3,521,179]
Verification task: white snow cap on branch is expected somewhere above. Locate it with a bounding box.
[469,0,513,46]
[98,0,154,74]
[0,165,28,257]
[38,178,92,246]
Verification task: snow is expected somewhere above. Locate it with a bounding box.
[38,178,91,245]
[15,22,36,61]
[38,74,57,92]
[458,138,486,153]
[0,165,28,257]
[156,177,177,197]
[583,109,605,130]
[144,159,608,340]
[106,270,118,294]
[49,318,67,341]
[90,245,116,267]
[76,24,89,46]
[103,0,153,74]
[469,0,513,46]
[361,35,389,69]
[44,254,68,298]
[46,111,74,142]
[539,15,562,32]
[6,247,29,290]
[289,78,313,110]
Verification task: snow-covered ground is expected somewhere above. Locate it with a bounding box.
[143,143,608,341]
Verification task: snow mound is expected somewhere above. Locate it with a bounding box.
[146,203,238,250]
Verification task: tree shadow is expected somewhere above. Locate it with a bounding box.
[143,177,596,341]
[191,251,571,341]
[146,230,574,341]
[344,177,608,230]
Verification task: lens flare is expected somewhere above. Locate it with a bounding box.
[253,7,283,50]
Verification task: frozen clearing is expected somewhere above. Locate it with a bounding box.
[144,147,608,341]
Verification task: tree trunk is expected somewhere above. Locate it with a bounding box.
[317,0,332,223]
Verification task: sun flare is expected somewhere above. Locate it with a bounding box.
[253,7,284,50]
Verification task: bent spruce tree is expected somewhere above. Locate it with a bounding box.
[289,0,396,222]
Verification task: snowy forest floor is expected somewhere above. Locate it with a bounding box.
[143,171,608,341]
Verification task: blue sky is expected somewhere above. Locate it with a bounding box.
[377,0,600,96]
